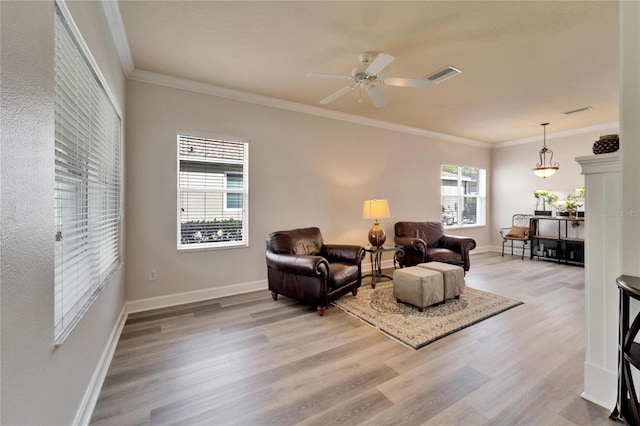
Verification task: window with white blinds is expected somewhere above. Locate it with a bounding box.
[54,4,122,344]
[178,134,249,249]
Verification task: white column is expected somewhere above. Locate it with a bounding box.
[576,153,621,409]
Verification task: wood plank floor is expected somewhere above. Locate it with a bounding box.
[90,252,617,425]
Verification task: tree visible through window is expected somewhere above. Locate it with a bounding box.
[178,134,248,249]
[441,165,486,227]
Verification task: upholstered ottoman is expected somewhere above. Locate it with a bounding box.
[417,262,465,300]
[392,266,444,312]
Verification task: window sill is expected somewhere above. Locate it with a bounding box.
[178,242,249,253]
[443,224,486,231]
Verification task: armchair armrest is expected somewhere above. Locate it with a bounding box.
[321,244,365,265]
[500,227,511,238]
[440,235,476,254]
[394,236,427,253]
[266,251,329,277]
[440,234,476,271]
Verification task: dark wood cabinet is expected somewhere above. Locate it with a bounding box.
[529,216,584,266]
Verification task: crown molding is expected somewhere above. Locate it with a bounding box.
[98,0,618,150]
[98,0,488,149]
[100,0,134,75]
[494,121,620,149]
[128,69,489,148]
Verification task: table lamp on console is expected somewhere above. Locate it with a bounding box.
[363,199,391,247]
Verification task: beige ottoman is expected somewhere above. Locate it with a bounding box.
[392,266,444,312]
[417,262,465,300]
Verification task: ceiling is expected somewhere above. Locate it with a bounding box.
[116,1,619,144]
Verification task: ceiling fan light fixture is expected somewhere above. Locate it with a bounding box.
[533,122,559,178]
[425,66,462,83]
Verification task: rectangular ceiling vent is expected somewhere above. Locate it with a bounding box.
[563,106,593,115]
[425,66,462,84]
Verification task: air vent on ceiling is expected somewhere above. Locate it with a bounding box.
[425,66,462,83]
[563,106,593,115]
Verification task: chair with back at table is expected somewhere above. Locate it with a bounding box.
[500,214,533,260]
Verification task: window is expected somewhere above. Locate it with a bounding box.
[225,172,243,210]
[54,3,122,344]
[441,165,486,228]
[178,134,248,249]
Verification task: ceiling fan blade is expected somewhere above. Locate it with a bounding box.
[379,76,432,89]
[365,85,387,108]
[320,84,356,105]
[306,72,352,80]
[365,53,395,76]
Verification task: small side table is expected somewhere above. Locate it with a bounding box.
[363,245,404,288]
[611,275,640,425]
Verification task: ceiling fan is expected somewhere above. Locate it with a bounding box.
[306,52,460,108]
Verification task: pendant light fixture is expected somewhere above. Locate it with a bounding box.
[533,122,559,178]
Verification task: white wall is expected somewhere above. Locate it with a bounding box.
[621,1,640,277]
[0,1,126,424]
[125,79,492,302]
[491,127,618,247]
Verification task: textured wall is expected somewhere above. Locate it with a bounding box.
[0,2,126,424]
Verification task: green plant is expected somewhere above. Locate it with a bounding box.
[534,190,558,210]
[558,188,585,212]
[556,199,579,212]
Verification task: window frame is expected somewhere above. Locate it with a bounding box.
[176,132,249,251]
[54,1,123,345]
[440,164,486,229]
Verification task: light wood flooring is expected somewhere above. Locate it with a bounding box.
[90,252,616,425]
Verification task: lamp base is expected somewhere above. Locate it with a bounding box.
[368,221,386,247]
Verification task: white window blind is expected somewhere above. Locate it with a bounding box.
[178,134,248,249]
[54,4,122,344]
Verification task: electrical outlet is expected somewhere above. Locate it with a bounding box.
[148,269,157,281]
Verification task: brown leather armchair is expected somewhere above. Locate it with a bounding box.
[394,221,476,272]
[265,227,365,316]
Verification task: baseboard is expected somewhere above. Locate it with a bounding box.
[473,245,533,257]
[126,279,269,313]
[73,303,128,426]
[582,361,617,410]
[470,245,502,254]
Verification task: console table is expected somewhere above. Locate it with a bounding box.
[363,245,404,288]
[529,216,584,266]
[611,275,640,424]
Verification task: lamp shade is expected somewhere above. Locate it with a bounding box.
[362,199,391,220]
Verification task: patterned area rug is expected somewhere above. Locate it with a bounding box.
[332,281,523,350]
